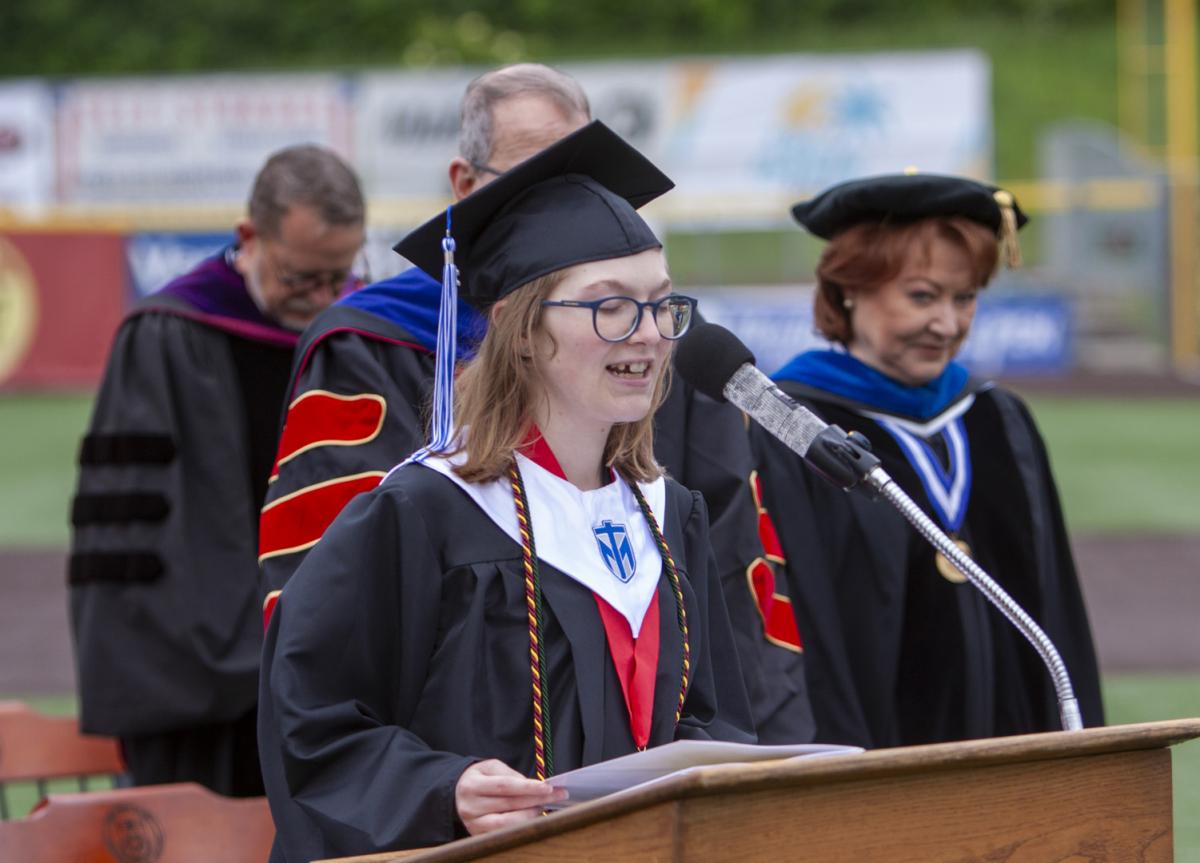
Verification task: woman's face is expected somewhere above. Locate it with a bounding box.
[845,235,979,386]
[533,248,673,434]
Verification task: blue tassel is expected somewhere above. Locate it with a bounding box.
[409,207,459,464]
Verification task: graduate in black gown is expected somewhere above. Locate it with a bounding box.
[258,121,756,862]
[751,174,1104,749]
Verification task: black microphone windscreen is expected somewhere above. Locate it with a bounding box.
[674,322,757,403]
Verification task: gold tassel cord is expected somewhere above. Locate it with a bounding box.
[993,189,1023,269]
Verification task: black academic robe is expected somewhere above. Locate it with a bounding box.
[258,303,434,595]
[654,379,814,743]
[259,465,755,862]
[751,382,1104,749]
[69,294,293,795]
[260,300,814,744]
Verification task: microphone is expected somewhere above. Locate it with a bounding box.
[675,322,1084,733]
[675,322,881,491]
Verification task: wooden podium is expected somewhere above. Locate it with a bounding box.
[326,719,1200,863]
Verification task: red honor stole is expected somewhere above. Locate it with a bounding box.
[518,430,661,749]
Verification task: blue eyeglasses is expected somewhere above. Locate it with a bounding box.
[540,294,698,343]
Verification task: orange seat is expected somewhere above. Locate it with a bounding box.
[0,701,125,819]
[0,782,274,862]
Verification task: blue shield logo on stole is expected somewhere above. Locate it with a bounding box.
[593,520,637,583]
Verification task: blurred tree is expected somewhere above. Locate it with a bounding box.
[0,0,1113,76]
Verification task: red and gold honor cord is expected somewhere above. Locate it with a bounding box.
[508,461,691,779]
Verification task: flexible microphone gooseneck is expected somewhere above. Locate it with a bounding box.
[676,322,1083,733]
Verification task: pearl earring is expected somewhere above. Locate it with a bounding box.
[842,298,854,310]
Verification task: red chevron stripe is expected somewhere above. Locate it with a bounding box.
[270,391,385,480]
[259,472,385,561]
[747,557,803,652]
[749,470,786,564]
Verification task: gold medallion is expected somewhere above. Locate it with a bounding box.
[935,539,972,584]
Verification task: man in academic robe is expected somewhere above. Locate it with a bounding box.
[259,64,813,743]
[68,145,366,795]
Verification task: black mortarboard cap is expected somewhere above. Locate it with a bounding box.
[791,173,1028,267]
[791,173,1028,238]
[394,120,674,306]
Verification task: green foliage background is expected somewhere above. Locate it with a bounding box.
[0,3,1122,180]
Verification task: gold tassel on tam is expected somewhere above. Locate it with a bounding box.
[993,189,1022,269]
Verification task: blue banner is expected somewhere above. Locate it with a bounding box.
[126,232,231,301]
[699,288,1073,377]
[957,294,1073,376]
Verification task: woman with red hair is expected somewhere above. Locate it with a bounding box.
[752,174,1104,749]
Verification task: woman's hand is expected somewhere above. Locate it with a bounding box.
[455,759,568,836]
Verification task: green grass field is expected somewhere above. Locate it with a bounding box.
[1025,395,1200,535]
[2,391,1197,546]
[0,394,93,548]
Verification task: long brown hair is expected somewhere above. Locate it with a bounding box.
[450,268,670,484]
[813,216,999,345]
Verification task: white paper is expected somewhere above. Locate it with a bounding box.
[545,740,862,806]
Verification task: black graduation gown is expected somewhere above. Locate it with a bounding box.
[258,464,756,862]
[258,302,434,595]
[260,299,814,745]
[750,381,1104,749]
[69,295,293,795]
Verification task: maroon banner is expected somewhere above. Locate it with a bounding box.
[0,230,126,390]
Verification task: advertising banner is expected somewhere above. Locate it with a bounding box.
[354,53,989,226]
[697,286,1072,378]
[0,81,56,212]
[0,230,127,389]
[354,63,670,201]
[9,51,987,220]
[56,75,352,205]
[659,51,990,215]
[354,68,473,201]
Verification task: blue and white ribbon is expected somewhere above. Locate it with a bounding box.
[875,414,973,533]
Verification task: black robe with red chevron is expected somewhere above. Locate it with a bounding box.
[258,300,435,601]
